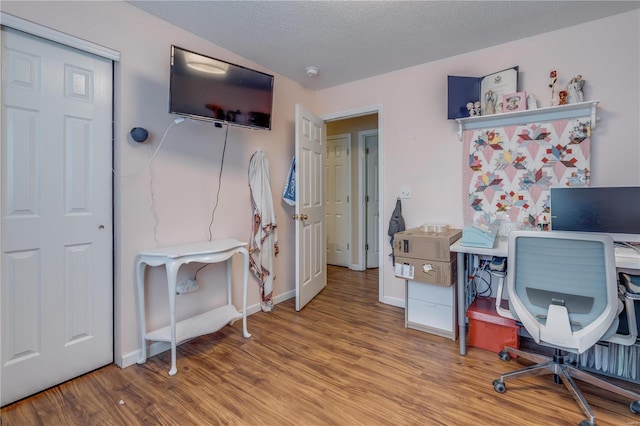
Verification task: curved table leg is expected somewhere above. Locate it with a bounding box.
[239,247,251,338]
[136,260,148,364]
[166,261,180,376]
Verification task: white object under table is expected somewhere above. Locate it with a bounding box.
[136,239,250,375]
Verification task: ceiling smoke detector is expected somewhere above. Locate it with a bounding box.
[305,66,319,77]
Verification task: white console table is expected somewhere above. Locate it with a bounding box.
[135,239,250,375]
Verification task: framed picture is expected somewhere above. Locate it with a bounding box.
[503,91,527,112]
[480,67,518,115]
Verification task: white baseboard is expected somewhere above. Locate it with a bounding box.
[274,289,295,304]
[349,263,365,271]
[120,341,170,369]
[118,290,296,369]
[382,295,405,309]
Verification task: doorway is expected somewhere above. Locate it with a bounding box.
[326,113,379,272]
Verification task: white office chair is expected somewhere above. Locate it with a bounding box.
[492,230,640,426]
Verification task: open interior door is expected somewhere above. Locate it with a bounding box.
[295,104,326,310]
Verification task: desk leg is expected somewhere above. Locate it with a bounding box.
[239,247,251,338]
[457,252,467,356]
[165,261,179,376]
[136,260,148,364]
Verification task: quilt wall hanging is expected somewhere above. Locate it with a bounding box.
[462,117,591,231]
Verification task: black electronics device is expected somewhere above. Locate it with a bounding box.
[169,45,274,130]
[550,186,640,243]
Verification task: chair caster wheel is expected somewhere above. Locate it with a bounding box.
[498,350,511,362]
[631,400,640,414]
[493,379,506,393]
[578,420,594,426]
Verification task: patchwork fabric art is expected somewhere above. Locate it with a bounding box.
[462,117,591,231]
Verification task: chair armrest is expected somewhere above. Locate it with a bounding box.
[606,291,639,346]
[492,271,515,320]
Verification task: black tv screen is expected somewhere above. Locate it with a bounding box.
[550,186,640,243]
[169,45,274,130]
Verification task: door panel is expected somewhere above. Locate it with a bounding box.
[295,104,326,311]
[365,133,379,268]
[326,134,350,267]
[1,28,113,406]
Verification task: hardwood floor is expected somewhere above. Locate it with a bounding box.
[3,265,639,425]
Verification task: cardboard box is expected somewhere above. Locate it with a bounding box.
[467,297,519,354]
[395,256,457,286]
[393,228,462,262]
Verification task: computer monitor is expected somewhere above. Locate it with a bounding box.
[550,186,640,243]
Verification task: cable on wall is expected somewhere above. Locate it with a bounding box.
[112,117,185,179]
[207,123,230,241]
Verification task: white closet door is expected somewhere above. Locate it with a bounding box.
[1,27,113,405]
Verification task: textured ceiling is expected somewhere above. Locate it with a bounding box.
[128,1,640,90]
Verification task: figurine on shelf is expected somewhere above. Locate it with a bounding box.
[474,101,481,116]
[484,90,497,115]
[527,94,538,110]
[549,70,558,105]
[558,90,568,105]
[567,75,585,104]
[467,102,476,117]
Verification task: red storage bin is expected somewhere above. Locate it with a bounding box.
[468,297,519,353]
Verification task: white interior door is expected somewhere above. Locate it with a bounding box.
[326,134,350,267]
[365,132,379,268]
[295,104,326,311]
[1,28,113,405]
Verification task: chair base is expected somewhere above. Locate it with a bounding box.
[493,346,640,425]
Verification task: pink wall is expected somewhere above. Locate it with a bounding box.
[2,1,638,363]
[1,1,313,366]
[315,10,640,305]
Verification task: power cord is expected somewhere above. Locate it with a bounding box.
[207,123,229,241]
[473,261,493,297]
[188,124,230,280]
[113,117,186,246]
[112,117,185,179]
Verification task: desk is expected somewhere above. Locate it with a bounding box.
[450,237,640,355]
[450,238,507,355]
[136,239,250,375]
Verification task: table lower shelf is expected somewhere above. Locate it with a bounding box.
[144,304,242,344]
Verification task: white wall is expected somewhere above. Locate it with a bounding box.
[1,1,313,366]
[315,10,640,305]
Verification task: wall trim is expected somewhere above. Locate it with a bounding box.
[0,12,120,61]
[383,295,405,309]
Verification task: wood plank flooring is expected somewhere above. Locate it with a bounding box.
[2,265,640,425]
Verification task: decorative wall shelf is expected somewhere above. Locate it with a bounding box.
[454,100,599,140]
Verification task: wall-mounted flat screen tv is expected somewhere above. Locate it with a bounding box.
[169,45,274,130]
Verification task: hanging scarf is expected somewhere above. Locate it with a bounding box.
[248,149,279,312]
